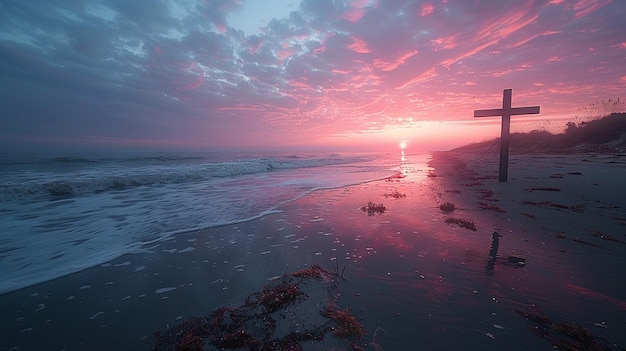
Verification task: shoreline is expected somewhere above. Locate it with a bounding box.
[1,150,625,350]
[0,152,431,350]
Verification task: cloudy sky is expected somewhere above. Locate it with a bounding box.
[1,0,624,152]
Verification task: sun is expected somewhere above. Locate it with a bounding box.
[399,140,407,150]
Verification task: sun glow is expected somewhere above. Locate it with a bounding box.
[399,140,408,150]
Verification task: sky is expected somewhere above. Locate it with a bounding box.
[1,0,625,152]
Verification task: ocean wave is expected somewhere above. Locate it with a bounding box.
[0,155,372,200]
[49,156,100,164]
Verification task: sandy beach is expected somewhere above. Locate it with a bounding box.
[429,149,626,346]
[1,150,625,350]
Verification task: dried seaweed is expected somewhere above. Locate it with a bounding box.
[322,306,364,338]
[361,202,386,215]
[444,217,477,231]
[152,265,366,351]
[383,190,406,199]
[517,304,614,351]
[478,202,506,213]
[439,202,456,212]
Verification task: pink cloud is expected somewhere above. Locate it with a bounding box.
[373,50,418,71]
[421,3,434,16]
[431,34,459,50]
[440,39,498,68]
[313,45,326,54]
[397,67,439,89]
[442,4,539,67]
[476,12,538,41]
[278,49,294,60]
[341,0,371,23]
[332,68,351,75]
[342,8,365,23]
[215,24,227,33]
[572,0,611,19]
[170,60,205,94]
[348,36,371,53]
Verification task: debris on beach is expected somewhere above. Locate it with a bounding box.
[439,202,457,212]
[478,202,506,213]
[525,187,562,192]
[522,201,585,213]
[383,190,406,199]
[517,304,616,351]
[444,217,477,231]
[361,202,386,216]
[152,265,367,351]
[486,232,526,272]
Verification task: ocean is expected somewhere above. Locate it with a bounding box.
[0,151,402,295]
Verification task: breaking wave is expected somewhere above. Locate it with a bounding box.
[0,155,373,201]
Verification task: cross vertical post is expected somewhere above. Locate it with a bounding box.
[499,89,512,183]
[474,89,540,182]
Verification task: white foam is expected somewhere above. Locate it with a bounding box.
[154,287,177,294]
[89,312,104,320]
[0,151,405,295]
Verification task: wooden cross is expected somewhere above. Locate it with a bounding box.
[474,89,540,182]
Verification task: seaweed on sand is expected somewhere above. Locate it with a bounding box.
[250,283,303,313]
[291,265,324,279]
[383,190,406,199]
[322,306,364,338]
[439,202,456,212]
[444,217,477,231]
[522,201,585,213]
[478,202,506,213]
[517,304,615,351]
[152,265,367,351]
[361,202,386,215]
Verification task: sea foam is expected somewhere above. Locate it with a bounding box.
[0,152,401,295]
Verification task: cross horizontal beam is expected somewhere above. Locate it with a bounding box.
[474,106,540,118]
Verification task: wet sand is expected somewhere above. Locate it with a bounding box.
[1,151,625,350]
[429,150,626,345]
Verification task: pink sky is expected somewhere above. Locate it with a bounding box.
[1,0,624,152]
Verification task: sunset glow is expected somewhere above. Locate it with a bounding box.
[1,0,625,152]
